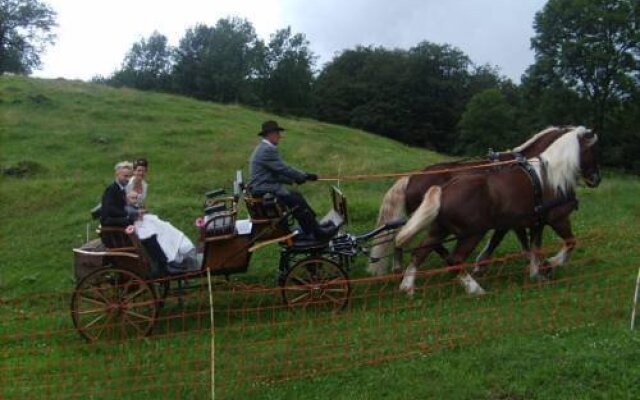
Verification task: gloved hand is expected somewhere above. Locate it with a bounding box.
[295,176,307,185]
[306,173,318,181]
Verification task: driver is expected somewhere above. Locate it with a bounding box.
[248,120,338,241]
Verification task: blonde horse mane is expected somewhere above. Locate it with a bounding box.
[538,126,596,195]
[511,126,574,153]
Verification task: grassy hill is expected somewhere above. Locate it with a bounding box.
[1,76,639,399]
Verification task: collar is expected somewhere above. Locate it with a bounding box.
[115,180,127,191]
[261,139,276,147]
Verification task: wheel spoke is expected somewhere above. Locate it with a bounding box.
[90,285,110,303]
[284,285,310,292]
[91,310,114,341]
[76,307,107,315]
[123,314,145,335]
[127,299,156,309]
[320,292,343,306]
[289,292,311,305]
[78,294,107,307]
[290,276,311,286]
[123,309,154,322]
[123,287,147,302]
[83,313,106,329]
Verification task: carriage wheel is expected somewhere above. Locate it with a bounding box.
[70,267,158,342]
[281,257,351,311]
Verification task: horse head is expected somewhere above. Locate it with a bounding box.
[578,128,601,188]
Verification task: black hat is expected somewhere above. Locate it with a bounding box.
[258,120,285,136]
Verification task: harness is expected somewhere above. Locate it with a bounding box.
[513,153,578,225]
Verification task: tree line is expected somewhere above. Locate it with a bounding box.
[2,0,639,172]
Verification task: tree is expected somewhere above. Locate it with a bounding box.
[457,88,518,156]
[172,17,263,103]
[260,27,315,114]
[530,0,640,131]
[110,32,173,91]
[0,0,57,74]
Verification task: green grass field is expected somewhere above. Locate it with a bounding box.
[1,76,639,399]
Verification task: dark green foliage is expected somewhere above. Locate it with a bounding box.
[259,27,315,115]
[0,0,57,74]
[312,43,498,152]
[531,0,640,131]
[108,32,173,91]
[171,18,263,103]
[522,0,640,172]
[457,88,518,156]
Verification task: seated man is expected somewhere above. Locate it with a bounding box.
[248,120,338,241]
[100,161,138,226]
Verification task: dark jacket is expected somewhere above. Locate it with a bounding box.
[248,141,307,195]
[100,181,133,226]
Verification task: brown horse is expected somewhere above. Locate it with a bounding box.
[368,126,574,276]
[394,126,600,295]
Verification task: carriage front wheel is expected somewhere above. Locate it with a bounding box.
[280,257,351,311]
[70,267,158,342]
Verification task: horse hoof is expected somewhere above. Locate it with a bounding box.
[399,283,415,297]
[540,261,555,278]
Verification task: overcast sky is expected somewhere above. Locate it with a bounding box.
[33,0,548,83]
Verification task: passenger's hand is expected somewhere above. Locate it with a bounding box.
[306,173,318,181]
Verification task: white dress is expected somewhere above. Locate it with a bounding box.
[126,180,197,273]
[134,214,198,273]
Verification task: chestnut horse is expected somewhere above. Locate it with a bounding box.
[394,126,600,295]
[368,126,574,276]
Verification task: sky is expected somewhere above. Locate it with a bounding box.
[32,0,548,83]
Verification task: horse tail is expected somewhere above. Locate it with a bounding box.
[395,185,442,248]
[367,176,409,276]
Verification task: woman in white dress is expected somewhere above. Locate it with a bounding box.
[125,159,198,274]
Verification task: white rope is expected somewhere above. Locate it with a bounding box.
[206,268,215,399]
[631,267,640,331]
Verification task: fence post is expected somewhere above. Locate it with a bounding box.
[631,267,640,331]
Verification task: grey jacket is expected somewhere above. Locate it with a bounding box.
[248,140,307,195]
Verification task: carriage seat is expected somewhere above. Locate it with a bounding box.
[203,202,237,236]
[99,226,169,278]
[244,193,286,222]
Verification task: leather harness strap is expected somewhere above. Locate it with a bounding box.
[514,153,545,225]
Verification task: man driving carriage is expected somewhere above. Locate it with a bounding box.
[248,120,338,241]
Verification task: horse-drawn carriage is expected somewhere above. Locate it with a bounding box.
[70,172,403,342]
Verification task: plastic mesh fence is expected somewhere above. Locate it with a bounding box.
[1,252,635,399]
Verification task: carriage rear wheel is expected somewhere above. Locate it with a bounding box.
[70,267,158,342]
[280,257,351,311]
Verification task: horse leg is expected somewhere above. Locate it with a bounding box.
[399,229,445,296]
[528,226,544,280]
[473,229,509,275]
[545,217,576,273]
[392,247,403,273]
[446,234,487,295]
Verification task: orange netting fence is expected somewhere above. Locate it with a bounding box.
[1,250,638,399]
